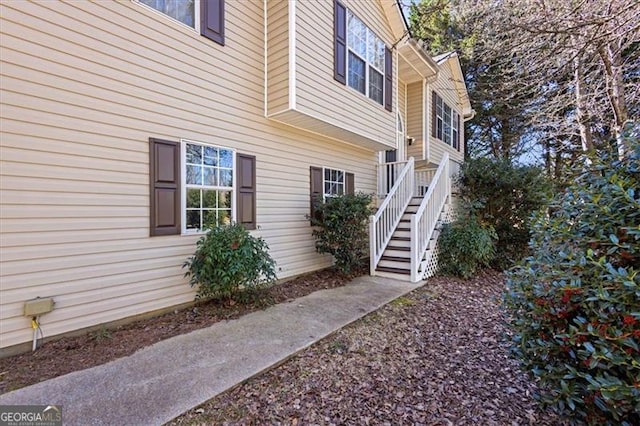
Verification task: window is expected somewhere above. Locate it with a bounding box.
[434,92,461,149]
[323,168,345,199]
[347,11,385,105]
[138,0,196,27]
[136,0,224,45]
[182,141,234,232]
[149,138,255,236]
[309,166,354,221]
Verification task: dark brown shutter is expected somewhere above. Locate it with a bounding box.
[149,138,180,236]
[384,47,393,111]
[431,91,438,138]
[236,153,256,230]
[310,166,323,222]
[345,172,355,195]
[334,0,346,84]
[201,0,225,46]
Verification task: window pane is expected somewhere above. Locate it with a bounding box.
[369,68,383,105]
[336,170,344,183]
[186,143,201,165]
[367,31,384,71]
[203,209,217,228]
[219,169,233,187]
[347,12,366,57]
[348,52,366,94]
[202,190,217,208]
[186,188,200,208]
[140,0,195,28]
[219,149,233,168]
[218,191,232,208]
[324,169,330,181]
[186,165,202,185]
[203,167,217,186]
[337,183,344,195]
[203,146,218,166]
[186,210,200,230]
[219,209,231,226]
[324,182,331,195]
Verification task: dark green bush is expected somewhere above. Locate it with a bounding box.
[458,158,551,269]
[504,131,640,424]
[308,193,373,274]
[438,214,496,278]
[183,223,277,301]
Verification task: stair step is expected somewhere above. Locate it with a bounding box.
[376,266,410,275]
[390,236,410,242]
[386,245,410,251]
[380,255,410,263]
[396,226,410,231]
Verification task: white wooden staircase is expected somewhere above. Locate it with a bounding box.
[370,154,451,282]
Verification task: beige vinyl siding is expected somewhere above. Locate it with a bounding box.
[293,0,395,148]
[398,79,406,134]
[0,0,377,349]
[427,62,465,165]
[266,0,289,116]
[406,81,423,160]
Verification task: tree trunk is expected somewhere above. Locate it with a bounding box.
[598,41,629,157]
[572,38,595,153]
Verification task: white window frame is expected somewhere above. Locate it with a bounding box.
[133,0,201,32]
[322,167,346,200]
[435,95,460,148]
[346,10,385,105]
[180,139,236,234]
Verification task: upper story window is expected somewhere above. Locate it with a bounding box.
[183,141,234,232]
[347,11,385,105]
[135,0,225,46]
[333,1,392,112]
[434,92,461,150]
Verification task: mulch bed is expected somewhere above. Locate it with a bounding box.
[170,270,567,425]
[0,267,363,394]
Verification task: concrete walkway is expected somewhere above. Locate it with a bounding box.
[0,275,423,425]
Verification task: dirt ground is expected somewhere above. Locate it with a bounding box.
[170,270,566,426]
[0,267,361,394]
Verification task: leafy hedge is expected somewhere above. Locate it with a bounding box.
[504,131,640,424]
[309,193,373,274]
[438,214,496,278]
[183,223,277,301]
[458,158,550,269]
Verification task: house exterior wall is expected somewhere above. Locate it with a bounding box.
[265,0,397,150]
[294,0,396,147]
[266,0,290,116]
[398,80,407,131]
[427,62,465,165]
[406,81,423,160]
[0,0,379,350]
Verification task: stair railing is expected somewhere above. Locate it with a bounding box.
[377,161,408,197]
[410,153,450,282]
[370,157,415,275]
[414,168,437,197]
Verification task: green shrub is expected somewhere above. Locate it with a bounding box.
[504,131,640,424]
[458,158,551,269]
[308,193,373,274]
[183,223,277,301]
[438,214,496,278]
